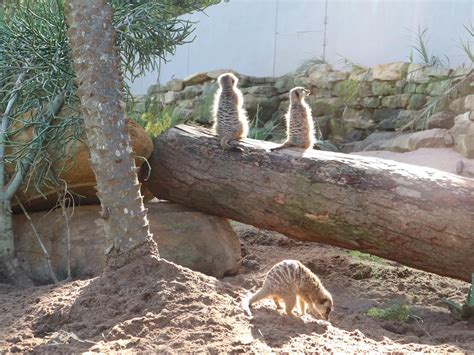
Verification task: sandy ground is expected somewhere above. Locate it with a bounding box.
[1,224,473,353]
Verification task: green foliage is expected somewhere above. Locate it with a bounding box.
[459,22,474,64]
[410,27,448,67]
[295,57,327,75]
[0,0,219,193]
[249,104,285,142]
[334,79,359,103]
[349,250,386,265]
[367,303,413,322]
[139,108,183,137]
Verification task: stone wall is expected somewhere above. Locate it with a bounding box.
[144,63,474,157]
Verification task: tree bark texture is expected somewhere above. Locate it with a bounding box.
[147,124,474,282]
[65,0,158,269]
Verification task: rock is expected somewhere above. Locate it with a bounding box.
[172,106,193,121]
[163,91,181,105]
[448,112,474,158]
[201,81,219,97]
[395,80,407,94]
[449,97,468,114]
[184,71,210,86]
[357,82,373,97]
[465,95,474,111]
[327,71,349,82]
[307,97,345,117]
[341,107,375,129]
[372,81,396,96]
[349,68,373,82]
[404,82,418,94]
[246,85,278,96]
[372,62,409,81]
[207,69,238,79]
[147,84,166,95]
[275,75,295,94]
[167,79,184,92]
[377,110,414,131]
[426,80,450,96]
[361,97,380,108]
[14,202,242,282]
[422,111,456,129]
[182,84,203,99]
[243,95,280,124]
[407,94,427,110]
[379,128,448,152]
[344,129,368,143]
[348,131,399,152]
[407,63,430,83]
[11,118,152,213]
[306,63,333,77]
[381,94,410,109]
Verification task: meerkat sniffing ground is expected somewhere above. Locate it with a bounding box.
[271,87,315,151]
[244,260,333,320]
[212,72,249,151]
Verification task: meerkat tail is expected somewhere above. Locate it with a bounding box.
[270,141,296,151]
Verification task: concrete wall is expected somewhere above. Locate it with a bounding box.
[130,0,474,95]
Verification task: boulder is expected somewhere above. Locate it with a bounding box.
[420,111,456,130]
[275,75,295,94]
[184,71,210,86]
[379,128,448,152]
[245,85,278,96]
[167,79,184,92]
[448,112,474,158]
[11,119,153,213]
[163,91,181,105]
[182,84,203,99]
[372,81,396,96]
[306,96,345,116]
[341,107,375,129]
[346,131,398,152]
[407,94,427,110]
[381,94,410,109]
[372,62,409,81]
[243,95,280,124]
[207,69,238,80]
[13,202,242,282]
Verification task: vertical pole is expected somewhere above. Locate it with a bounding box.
[272,0,279,76]
[322,0,328,62]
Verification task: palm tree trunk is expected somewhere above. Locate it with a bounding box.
[65,0,159,269]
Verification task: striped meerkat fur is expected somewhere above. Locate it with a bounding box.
[212,72,249,150]
[245,260,333,320]
[271,87,315,151]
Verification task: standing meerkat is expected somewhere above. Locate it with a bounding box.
[212,72,249,151]
[271,87,315,151]
[244,260,333,320]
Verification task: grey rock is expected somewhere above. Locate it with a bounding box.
[184,71,210,86]
[372,62,409,81]
[372,81,396,96]
[168,79,184,91]
[182,84,203,99]
[407,94,427,110]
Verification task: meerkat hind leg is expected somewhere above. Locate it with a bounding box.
[273,296,282,309]
[298,297,306,315]
[283,294,297,317]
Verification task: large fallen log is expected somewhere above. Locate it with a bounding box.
[146,124,474,282]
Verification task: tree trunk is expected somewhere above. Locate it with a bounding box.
[146,124,474,282]
[65,0,158,269]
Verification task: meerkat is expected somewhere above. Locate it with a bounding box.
[212,72,249,151]
[244,259,333,320]
[270,87,315,151]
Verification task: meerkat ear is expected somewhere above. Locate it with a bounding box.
[294,90,300,98]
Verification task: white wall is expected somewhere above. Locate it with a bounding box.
[129,0,474,95]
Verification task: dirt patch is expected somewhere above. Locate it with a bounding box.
[1,224,473,353]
